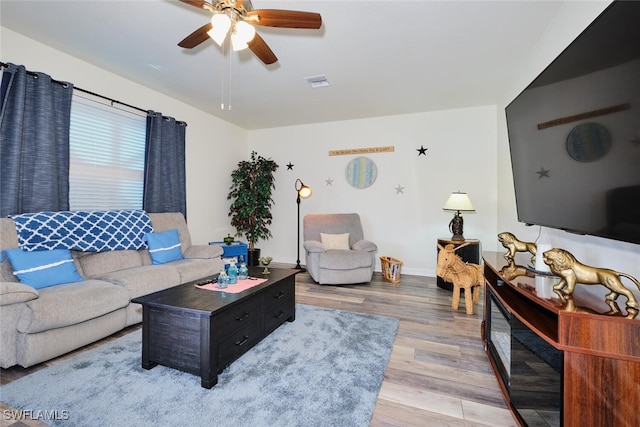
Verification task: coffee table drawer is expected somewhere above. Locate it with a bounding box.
[217,319,262,370]
[263,280,294,312]
[264,301,294,334]
[214,297,262,339]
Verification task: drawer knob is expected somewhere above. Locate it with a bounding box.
[235,312,250,321]
[274,291,285,299]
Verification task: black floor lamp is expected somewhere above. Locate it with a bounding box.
[295,179,312,269]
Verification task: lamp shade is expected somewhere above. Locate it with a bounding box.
[298,185,312,198]
[443,192,475,212]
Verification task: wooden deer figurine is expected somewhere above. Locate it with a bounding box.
[436,243,484,315]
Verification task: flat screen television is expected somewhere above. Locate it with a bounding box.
[505,0,640,245]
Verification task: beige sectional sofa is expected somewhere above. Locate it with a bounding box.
[0,212,223,369]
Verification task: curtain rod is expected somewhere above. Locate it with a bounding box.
[1,61,147,114]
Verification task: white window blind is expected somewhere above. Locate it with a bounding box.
[69,96,146,210]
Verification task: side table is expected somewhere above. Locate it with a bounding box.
[436,238,480,291]
[209,241,248,268]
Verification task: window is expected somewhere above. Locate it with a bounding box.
[69,95,146,210]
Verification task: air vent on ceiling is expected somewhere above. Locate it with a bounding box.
[304,75,331,88]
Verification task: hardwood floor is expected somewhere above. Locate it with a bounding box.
[0,268,516,427]
[295,269,516,427]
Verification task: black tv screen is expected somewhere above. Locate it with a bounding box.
[505,0,640,245]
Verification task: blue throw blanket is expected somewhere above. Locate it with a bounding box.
[10,210,153,252]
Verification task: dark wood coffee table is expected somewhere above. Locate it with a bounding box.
[131,267,297,388]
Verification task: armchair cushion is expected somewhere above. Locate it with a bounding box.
[319,250,374,270]
[303,240,325,253]
[351,239,377,252]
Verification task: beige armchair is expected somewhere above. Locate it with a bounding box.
[303,213,377,285]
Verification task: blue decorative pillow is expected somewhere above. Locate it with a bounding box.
[4,248,84,289]
[146,229,183,265]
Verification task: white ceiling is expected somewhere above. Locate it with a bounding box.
[1,0,565,130]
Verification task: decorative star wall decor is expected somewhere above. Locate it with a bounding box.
[416,145,428,156]
[536,167,550,179]
[325,177,334,186]
[286,162,294,170]
[395,185,405,194]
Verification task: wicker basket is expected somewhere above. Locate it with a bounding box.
[380,256,403,284]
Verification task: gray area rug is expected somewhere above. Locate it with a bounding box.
[0,304,399,427]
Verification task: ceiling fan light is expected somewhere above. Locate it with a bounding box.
[231,38,248,51]
[231,20,256,51]
[208,13,231,46]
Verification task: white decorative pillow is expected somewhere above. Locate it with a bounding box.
[320,233,350,250]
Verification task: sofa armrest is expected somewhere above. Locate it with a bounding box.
[184,244,223,259]
[351,240,377,253]
[303,240,326,253]
[1,282,39,306]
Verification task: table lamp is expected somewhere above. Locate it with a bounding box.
[443,191,475,241]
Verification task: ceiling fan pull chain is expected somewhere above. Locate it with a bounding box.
[227,41,232,111]
[220,37,226,110]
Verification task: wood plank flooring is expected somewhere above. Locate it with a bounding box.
[0,268,516,427]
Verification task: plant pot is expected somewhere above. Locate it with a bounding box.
[247,248,261,267]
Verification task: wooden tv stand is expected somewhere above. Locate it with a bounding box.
[482,251,640,427]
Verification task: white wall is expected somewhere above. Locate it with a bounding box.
[248,106,498,276]
[0,28,246,245]
[496,0,640,301]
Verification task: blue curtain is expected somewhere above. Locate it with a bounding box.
[143,111,187,218]
[0,63,74,217]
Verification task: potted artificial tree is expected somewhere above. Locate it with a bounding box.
[227,151,279,266]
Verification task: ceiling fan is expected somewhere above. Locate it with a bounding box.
[178,0,322,65]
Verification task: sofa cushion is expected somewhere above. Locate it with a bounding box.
[169,258,221,283]
[16,280,130,334]
[0,282,39,305]
[4,248,84,289]
[146,229,183,265]
[76,250,143,278]
[95,265,181,299]
[319,250,373,270]
[183,244,223,260]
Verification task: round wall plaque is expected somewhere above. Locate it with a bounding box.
[345,157,377,189]
[566,122,612,162]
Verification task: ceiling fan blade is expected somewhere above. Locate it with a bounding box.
[247,10,322,29]
[248,33,278,64]
[178,23,213,48]
[179,0,211,11]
